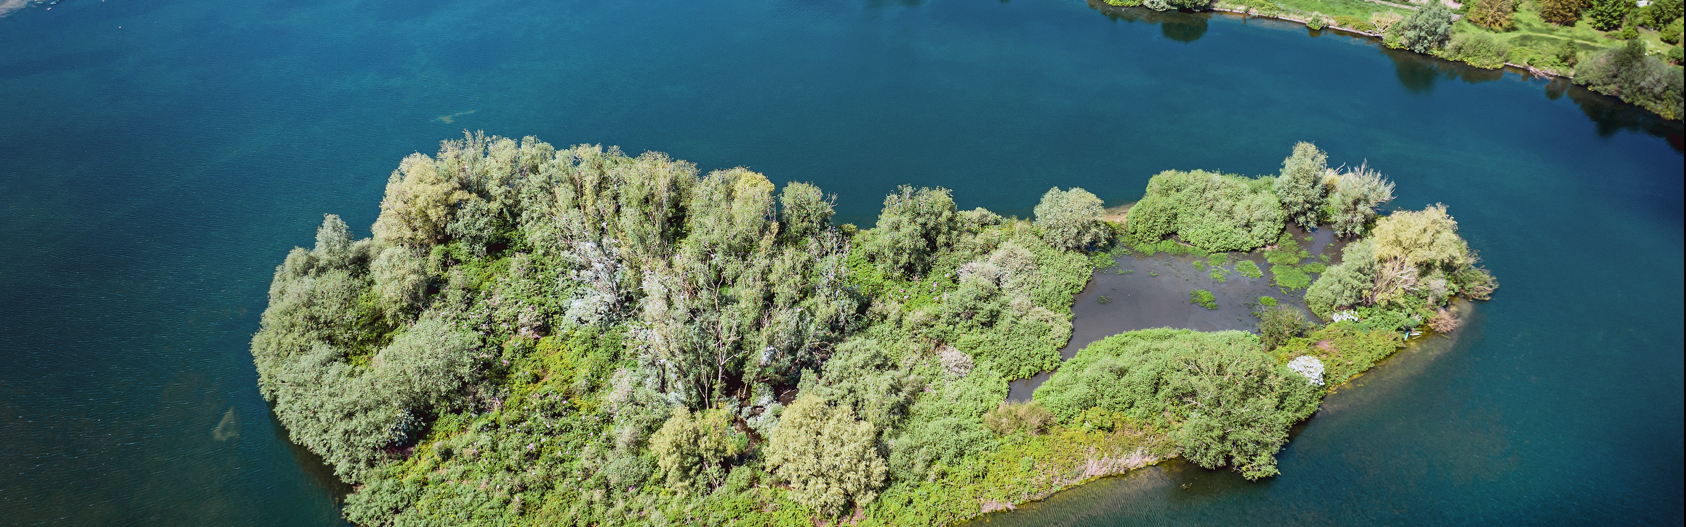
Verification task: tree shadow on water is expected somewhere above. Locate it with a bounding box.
[1382,46,1504,93]
[1559,79,1686,149]
[1087,0,1210,43]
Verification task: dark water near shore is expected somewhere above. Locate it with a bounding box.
[1,0,1680,525]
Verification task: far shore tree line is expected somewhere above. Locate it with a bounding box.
[1099,0,1684,120]
[252,133,1496,526]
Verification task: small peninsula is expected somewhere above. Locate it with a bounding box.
[251,134,1496,526]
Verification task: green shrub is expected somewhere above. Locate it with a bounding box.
[1256,305,1310,350]
[1394,2,1455,53]
[1304,240,1378,319]
[1273,142,1329,230]
[652,406,745,491]
[1447,31,1512,68]
[1124,170,1286,253]
[1033,329,1323,480]
[1573,39,1686,119]
[1334,15,1378,32]
[1034,187,1109,251]
[1588,0,1633,30]
[766,394,889,518]
[984,401,1056,436]
[1662,18,1683,44]
[1190,289,1218,309]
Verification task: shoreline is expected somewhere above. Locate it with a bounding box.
[1206,6,1574,81]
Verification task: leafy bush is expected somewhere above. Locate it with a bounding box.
[765,394,889,517]
[1635,0,1684,28]
[863,186,960,278]
[1304,239,1378,318]
[1124,170,1286,253]
[1662,18,1683,44]
[1334,15,1377,32]
[1034,187,1109,251]
[1588,0,1633,30]
[1574,39,1686,120]
[1256,305,1311,350]
[1033,329,1323,480]
[1393,2,1454,53]
[1325,162,1396,237]
[984,401,1056,436]
[1273,143,1329,230]
[1447,31,1512,68]
[1372,204,1471,270]
[652,407,745,490]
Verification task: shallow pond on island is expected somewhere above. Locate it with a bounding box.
[0,0,1679,525]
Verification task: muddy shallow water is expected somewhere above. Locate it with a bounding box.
[1008,225,1344,401]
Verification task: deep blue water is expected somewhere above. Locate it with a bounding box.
[0,0,1680,525]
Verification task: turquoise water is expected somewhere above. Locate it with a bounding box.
[0,0,1679,525]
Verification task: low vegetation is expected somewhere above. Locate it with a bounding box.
[255,136,1496,526]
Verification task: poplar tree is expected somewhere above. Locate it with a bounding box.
[1272,142,1328,229]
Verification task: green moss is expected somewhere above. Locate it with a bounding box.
[1271,264,1311,291]
[1236,260,1264,279]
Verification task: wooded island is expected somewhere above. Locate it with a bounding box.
[252,134,1496,525]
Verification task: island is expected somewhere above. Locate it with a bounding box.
[251,134,1497,526]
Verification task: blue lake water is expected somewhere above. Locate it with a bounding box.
[0,0,1680,525]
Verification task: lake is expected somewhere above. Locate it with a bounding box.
[0,0,1679,524]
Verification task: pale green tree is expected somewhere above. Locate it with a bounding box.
[650,407,743,490]
[1325,162,1395,237]
[765,394,888,517]
[779,181,834,242]
[1272,142,1328,229]
[370,245,428,321]
[1033,187,1108,250]
[862,185,959,277]
[372,153,468,246]
[1371,204,1470,270]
